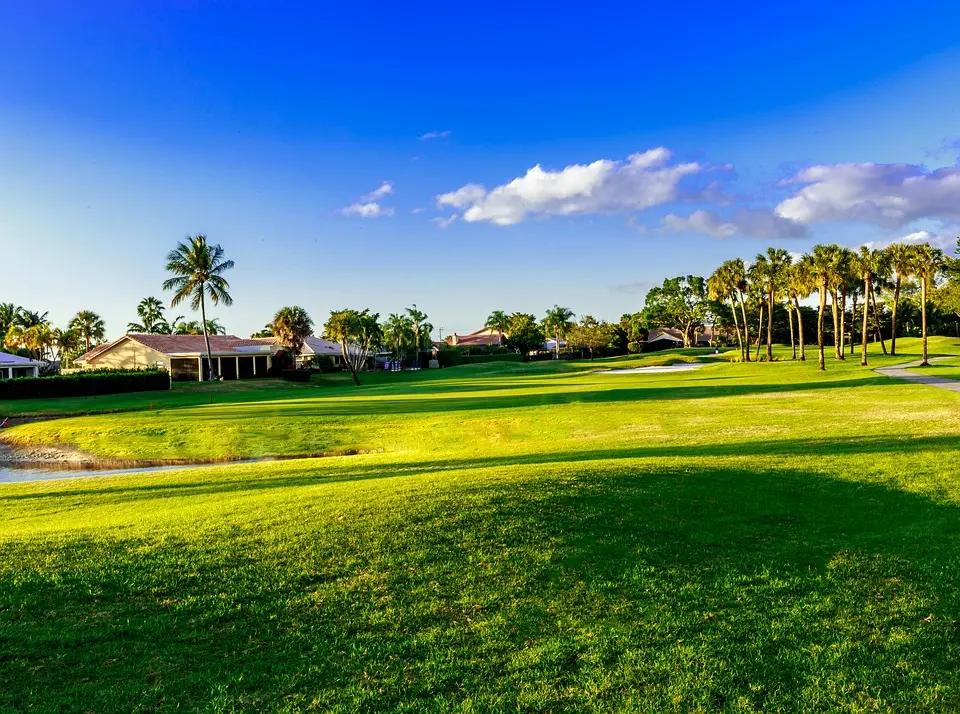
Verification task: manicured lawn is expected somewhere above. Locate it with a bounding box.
[2,337,960,711]
[908,356,960,381]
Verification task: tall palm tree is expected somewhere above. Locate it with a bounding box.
[852,247,885,366]
[884,243,914,356]
[727,258,751,362]
[162,235,234,380]
[0,303,20,342]
[52,327,80,367]
[708,264,744,362]
[484,310,510,346]
[383,313,414,365]
[808,247,835,371]
[751,248,791,362]
[912,244,945,366]
[785,261,813,362]
[69,310,105,353]
[543,305,575,359]
[127,296,170,334]
[270,306,314,357]
[405,305,432,366]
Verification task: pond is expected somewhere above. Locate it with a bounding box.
[0,460,212,484]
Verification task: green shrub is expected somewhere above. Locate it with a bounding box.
[280,369,311,383]
[0,369,170,400]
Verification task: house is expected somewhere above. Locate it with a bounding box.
[0,352,42,380]
[445,328,502,348]
[643,330,684,352]
[297,336,350,367]
[75,334,278,381]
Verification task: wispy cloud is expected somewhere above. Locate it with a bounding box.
[339,182,396,218]
[420,130,452,140]
[339,202,394,218]
[661,208,807,239]
[431,215,457,228]
[365,181,393,200]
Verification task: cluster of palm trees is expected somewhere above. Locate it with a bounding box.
[1,303,106,367]
[126,295,226,336]
[382,305,434,366]
[482,306,578,359]
[708,241,950,370]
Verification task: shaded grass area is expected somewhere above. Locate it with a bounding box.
[908,356,960,381]
[2,338,960,711]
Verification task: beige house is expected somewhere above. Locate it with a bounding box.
[75,334,278,382]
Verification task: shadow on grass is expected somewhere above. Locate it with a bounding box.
[4,464,960,710]
[175,375,899,420]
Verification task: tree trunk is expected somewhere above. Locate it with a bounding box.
[830,290,841,360]
[850,294,858,356]
[555,331,560,359]
[738,290,751,362]
[729,295,744,362]
[890,277,901,356]
[860,278,870,366]
[870,290,887,355]
[766,286,774,362]
[817,282,827,371]
[200,287,214,381]
[920,276,929,366]
[788,304,796,360]
[342,342,361,385]
[794,297,805,361]
[838,289,846,360]
[755,304,764,362]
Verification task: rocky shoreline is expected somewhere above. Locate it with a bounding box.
[0,437,94,464]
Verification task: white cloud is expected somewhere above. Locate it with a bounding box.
[436,183,487,209]
[662,207,807,239]
[365,181,393,200]
[431,215,457,228]
[339,202,394,218]
[862,228,957,252]
[775,162,960,227]
[436,148,704,226]
[420,130,452,140]
[410,207,426,214]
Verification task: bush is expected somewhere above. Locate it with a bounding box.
[280,369,311,383]
[0,368,170,401]
[308,355,339,373]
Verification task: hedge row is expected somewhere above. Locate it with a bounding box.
[0,369,170,400]
[437,351,523,367]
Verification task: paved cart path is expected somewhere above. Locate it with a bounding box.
[874,356,960,393]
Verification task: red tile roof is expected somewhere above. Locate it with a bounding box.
[77,334,276,362]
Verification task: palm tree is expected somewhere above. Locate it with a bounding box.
[885,243,914,356]
[0,303,20,342]
[750,248,791,362]
[708,264,744,362]
[912,244,945,366]
[25,324,54,361]
[405,305,432,366]
[127,296,170,334]
[852,247,885,366]
[785,261,813,362]
[484,310,510,346]
[52,327,80,367]
[162,235,234,380]
[383,313,414,365]
[727,258,751,362]
[807,247,835,371]
[543,305,575,359]
[270,306,314,357]
[69,310,105,353]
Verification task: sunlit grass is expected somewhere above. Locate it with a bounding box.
[2,337,960,711]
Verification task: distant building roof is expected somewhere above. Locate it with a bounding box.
[0,351,43,366]
[76,334,277,363]
[446,328,501,347]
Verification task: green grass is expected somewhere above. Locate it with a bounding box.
[2,337,960,711]
[908,356,960,381]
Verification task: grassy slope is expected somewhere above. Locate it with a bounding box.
[2,338,960,712]
[908,356,960,380]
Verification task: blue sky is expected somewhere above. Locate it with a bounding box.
[2,2,960,340]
